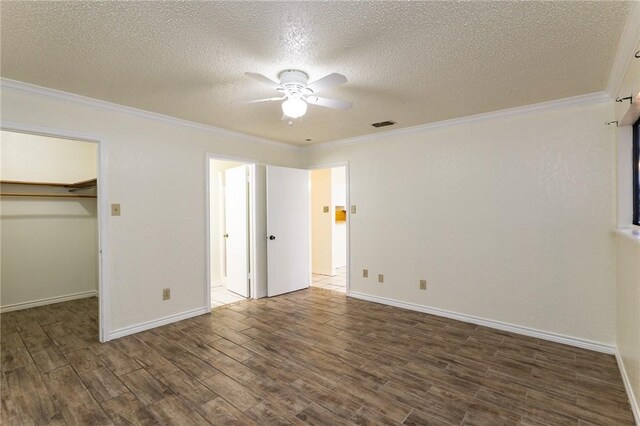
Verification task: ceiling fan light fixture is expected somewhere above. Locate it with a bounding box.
[282,97,307,118]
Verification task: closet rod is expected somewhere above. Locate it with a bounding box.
[0,193,97,199]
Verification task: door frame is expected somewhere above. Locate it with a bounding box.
[0,120,110,342]
[205,153,258,310]
[307,162,351,296]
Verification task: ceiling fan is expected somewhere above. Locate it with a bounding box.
[243,70,352,119]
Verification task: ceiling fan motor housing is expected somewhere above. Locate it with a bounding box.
[278,70,312,97]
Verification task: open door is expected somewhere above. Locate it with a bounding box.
[267,165,310,297]
[224,165,250,297]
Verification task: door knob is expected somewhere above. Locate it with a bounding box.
[224,233,229,238]
[269,235,276,240]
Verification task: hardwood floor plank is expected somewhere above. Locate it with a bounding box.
[1,292,635,425]
[66,347,105,373]
[1,332,36,373]
[349,405,402,425]
[244,400,304,425]
[100,392,156,426]
[203,349,257,382]
[296,402,351,425]
[159,370,218,411]
[208,337,256,362]
[79,367,129,403]
[245,373,312,414]
[30,345,68,373]
[94,345,142,376]
[43,365,113,425]
[4,366,64,425]
[199,396,256,425]
[146,395,211,425]
[169,351,220,381]
[201,373,262,411]
[119,368,170,406]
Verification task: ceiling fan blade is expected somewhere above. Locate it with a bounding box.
[243,96,285,104]
[244,72,282,89]
[306,73,347,93]
[306,96,352,110]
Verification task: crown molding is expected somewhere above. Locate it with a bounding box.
[606,1,640,98]
[0,78,612,153]
[0,78,302,151]
[305,91,611,151]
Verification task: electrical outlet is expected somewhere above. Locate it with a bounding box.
[162,288,170,300]
[420,280,427,290]
[378,274,384,283]
[351,205,357,214]
[111,203,121,216]
[323,206,329,213]
[363,269,368,278]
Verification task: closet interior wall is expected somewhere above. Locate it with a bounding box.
[0,131,99,311]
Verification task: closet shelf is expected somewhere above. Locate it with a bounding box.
[0,193,97,199]
[0,178,97,188]
[65,178,97,189]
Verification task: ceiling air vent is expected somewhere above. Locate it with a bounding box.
[371,120,396,128]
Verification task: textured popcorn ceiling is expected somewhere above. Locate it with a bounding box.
[0,1,630,145]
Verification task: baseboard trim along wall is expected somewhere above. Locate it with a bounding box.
[108,306,209,341]
[349,291,615,355]
[257,290,268,299]
[616,350,640,424]
[0,290,98,313]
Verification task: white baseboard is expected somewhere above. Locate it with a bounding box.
[107,306,209,341]
[349,291,615,354]
[616,350,640,425]
[1,290,98,313]
[211,281,224,289]
[257,289,267,299]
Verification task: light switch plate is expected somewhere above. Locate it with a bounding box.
[162,288,170,300]
[378,274,384,283]
[420,280,427,290]
[351,205,356,214]
[363,269,368,278]
[323,206,329,213]
[111,204,121,216]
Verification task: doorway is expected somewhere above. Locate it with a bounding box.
[207,157,256,308]
[309,165,348,294]
[0,130,103,342]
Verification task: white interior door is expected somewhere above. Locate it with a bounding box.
[267,165,310,297]
[224,165,249,297]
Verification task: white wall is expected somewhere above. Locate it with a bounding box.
[1,132,98,310]
[0,87,304,335]
[332,167,347,269]
[308,101,617,346]
[1,131,97,183]
[311,168,333,275]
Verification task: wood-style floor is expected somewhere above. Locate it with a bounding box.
[1,288,635,425]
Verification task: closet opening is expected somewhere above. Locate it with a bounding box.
[310,165,349,294]
[0,130,102,346]
[207,156,257,308]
